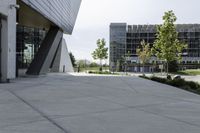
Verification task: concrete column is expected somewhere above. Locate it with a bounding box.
[0,0,17,82]
[26,26,63,75]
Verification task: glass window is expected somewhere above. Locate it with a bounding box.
[16,25,46,69]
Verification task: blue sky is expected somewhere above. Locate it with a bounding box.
[64,0,200,61]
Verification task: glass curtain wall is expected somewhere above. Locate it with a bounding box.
[16,25,46,69]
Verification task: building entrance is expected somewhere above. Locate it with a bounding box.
[16,25,46,76]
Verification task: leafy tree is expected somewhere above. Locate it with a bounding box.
[124,51,131,73]
[92,38,108,71]
[69,52,76,67]
[152,10,187,74]
[116,60,121,72]
[168,60,179,72]
[136,40,152,74]
[77,60,85,68]
[89,62,99,67]
[116,58,125,72]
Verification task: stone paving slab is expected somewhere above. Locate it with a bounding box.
[55,108,200,133]
[0,120,63,133]
[0,73,200,133]
[0,91,45,129]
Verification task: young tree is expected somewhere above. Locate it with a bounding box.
[116,60,121,72]
[124,51,131,74]
[69,52,76,67]
[89,62,99,67]
[76,60,85,68]
[92,38,108,71]
[136,40,152,74]
[152,10,187,75]
[116,57,125,72]
[76,59,88,72]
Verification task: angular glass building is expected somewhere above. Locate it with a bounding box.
[110,23,200,72]
[0,0,82,82]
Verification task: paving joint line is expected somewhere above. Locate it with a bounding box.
[6,89,69,133]
[136,107,200,128]
[120,78,140,93]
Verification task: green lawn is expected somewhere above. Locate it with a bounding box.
[175,69,200,76]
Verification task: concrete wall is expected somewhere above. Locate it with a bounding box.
[0,0,17,82]
[58,39,74,72]
[51,38,74,73]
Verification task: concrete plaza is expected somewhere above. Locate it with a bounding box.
[0,73,200,133]
[183,75,200,83]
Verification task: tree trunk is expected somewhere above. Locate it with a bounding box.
[143,63,145,75]
[99,59,102,72]
[166,61,169,75]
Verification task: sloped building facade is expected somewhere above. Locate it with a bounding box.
[0,0,81,82]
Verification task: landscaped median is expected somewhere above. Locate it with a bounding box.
[140,75,200,95]
[88,71,119,75]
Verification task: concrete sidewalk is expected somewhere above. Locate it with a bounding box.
[0,73,200,133]
[182,75,200,83]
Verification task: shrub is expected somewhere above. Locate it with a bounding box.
[150,76,168,84]
[139,75,200,95]
[167,78,186,87]
[167,75,172,80]
[88,71,94,74]
[139,75,150,79]
[88,71,115,75]
[186,81,200,90]
[181,85,191,91]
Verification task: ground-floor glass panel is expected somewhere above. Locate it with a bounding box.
[16,25,46,69]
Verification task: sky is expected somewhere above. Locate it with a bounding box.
[64,0,200,62]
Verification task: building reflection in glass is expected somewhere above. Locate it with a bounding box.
[16,25,46,69]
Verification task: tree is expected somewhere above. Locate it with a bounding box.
[116,57,125,72]
[89,62,99,67]
[152,10,187,75]
[136,40,152,74]
[77,60,85,68]
[168,60,179,72]
[69,52,76,67]
[92,38,108,71]
[116,60,121,72]
[124,51,131,74]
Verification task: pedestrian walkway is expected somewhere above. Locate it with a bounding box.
[0,73,200,133]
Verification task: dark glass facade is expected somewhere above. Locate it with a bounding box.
[16,25,46,69]
[110,23,200,71]
[125,25,200,58]
[109,23,127,68]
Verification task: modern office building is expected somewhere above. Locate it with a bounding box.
[0,0,82,82]
[110,23,200,72]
